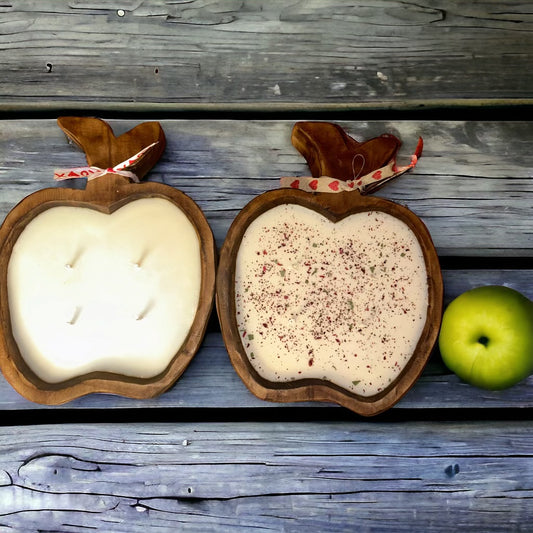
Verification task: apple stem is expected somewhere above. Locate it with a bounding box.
[477,336,489,347]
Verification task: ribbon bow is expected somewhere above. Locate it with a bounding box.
[281,137,423,194]
[54,142,159,183]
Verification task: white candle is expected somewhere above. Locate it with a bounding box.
[235,204,428,397]
[8,198,201,383]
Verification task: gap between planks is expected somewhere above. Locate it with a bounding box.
[1,99,532,120]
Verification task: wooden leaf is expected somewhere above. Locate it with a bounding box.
[57,117,166,180]
[291,121,401,181]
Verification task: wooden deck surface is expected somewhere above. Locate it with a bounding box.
[1,1,532,110]
[0,1,532,532]
[1,421,532,532]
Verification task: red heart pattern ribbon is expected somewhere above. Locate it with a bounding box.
[281,137,423,194]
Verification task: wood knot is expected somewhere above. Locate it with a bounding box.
[445,463,460,477]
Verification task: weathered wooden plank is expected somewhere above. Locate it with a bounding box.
[0,421,531,532]
[0,268,531,411]
[1,119,532,255]
[0,1,532,110]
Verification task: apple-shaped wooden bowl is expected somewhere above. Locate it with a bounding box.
[216,122,443,416]
[0,118,216,404]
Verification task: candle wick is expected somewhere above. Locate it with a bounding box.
[135,300,153,321]
[133,250,148,269]
[66,249,83,269]
[68,307,81,325]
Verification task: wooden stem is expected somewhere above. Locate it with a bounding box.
[84,173,134,203]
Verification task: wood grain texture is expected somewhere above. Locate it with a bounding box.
[1,119,532,256]
[56,116,166,178]
[0,1,532,110]
[0,3,531,528]
[0,421,532,532]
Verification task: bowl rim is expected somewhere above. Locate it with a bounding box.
[216,188,443,416]
[0,177,216,405]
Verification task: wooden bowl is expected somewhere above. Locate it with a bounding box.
[217,188,443,416]
[0,173,216,404]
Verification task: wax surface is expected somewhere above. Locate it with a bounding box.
[8,198,201,383]
[235,204,428,397]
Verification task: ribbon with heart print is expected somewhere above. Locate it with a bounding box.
[281,129,423,194]
[54,142,159,183]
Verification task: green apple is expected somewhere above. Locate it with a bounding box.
[439,286,533,390]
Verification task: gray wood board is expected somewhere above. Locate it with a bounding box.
[0,1,532,110]
[0,421,532,532]
[0,269,531,412]
[1,119,532,256]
